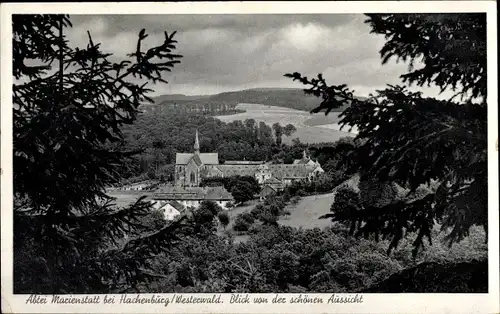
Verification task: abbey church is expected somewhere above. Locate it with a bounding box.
[174,130,324,191]
[151,130,325,218]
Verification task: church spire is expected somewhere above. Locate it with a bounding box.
[303,149,308,160]
[194,129,200,154]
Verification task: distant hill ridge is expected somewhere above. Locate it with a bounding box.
[150,88,364,112]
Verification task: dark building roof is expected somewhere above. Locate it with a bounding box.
[224,160,265,165]
[205,186,233,200]
[209,163,322,181]
[262,185,277,192]
[216,164,260,177]
[264,177,282,184]
[122,180,158,186]
[167,200,185,212]
[293,158,311,165]
[267,164,315,179]
[157,185,201,194]
[153,185,234,201]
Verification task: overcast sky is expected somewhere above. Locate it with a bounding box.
[67,14,449,98]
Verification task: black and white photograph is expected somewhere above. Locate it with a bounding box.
[1,2,498,313]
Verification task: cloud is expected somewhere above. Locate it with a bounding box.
[281,22,330,52]
[64,14,446,98]
[69,14,357,37]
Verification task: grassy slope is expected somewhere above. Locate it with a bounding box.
[106,189,153,208]
[303,114,342,126]
[279,193,335,229]
[215,103,353,144]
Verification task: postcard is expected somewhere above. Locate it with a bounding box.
[1,1,498,313]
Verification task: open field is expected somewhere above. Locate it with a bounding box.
[215,103,310,126]
[290,126,353,144]
[106,189,153,208]
[278,193,334,229]
[303,114,341,126]
[316,123,359,134]
[215,103,355,144]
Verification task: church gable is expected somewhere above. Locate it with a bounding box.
[188,154,203,166]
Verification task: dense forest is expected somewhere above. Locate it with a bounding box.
[133,223,487,293]
[141,102,245,116]
[115,109,345,183]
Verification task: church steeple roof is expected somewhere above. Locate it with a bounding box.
[194,129,200,154]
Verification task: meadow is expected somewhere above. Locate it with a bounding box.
[106,189,153,208]
[278,193,334,229]
[215,103,355,144]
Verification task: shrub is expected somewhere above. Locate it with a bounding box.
[330,186,361,217]
[282,191,291,202]
[233,212,255,232]
[217,211,230,230]
[233,219,251,232]
[296,189,306,197]
[359,178,401,208]
[290,196,301,205]
[248,223,263,234]
[250,204,265,219]
[140,209,167,231]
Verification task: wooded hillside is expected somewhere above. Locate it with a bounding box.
[149,88,361,113]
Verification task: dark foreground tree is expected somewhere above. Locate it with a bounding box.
[287,13,487,256]
[361,259,487,293]
[13,14,188,293]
